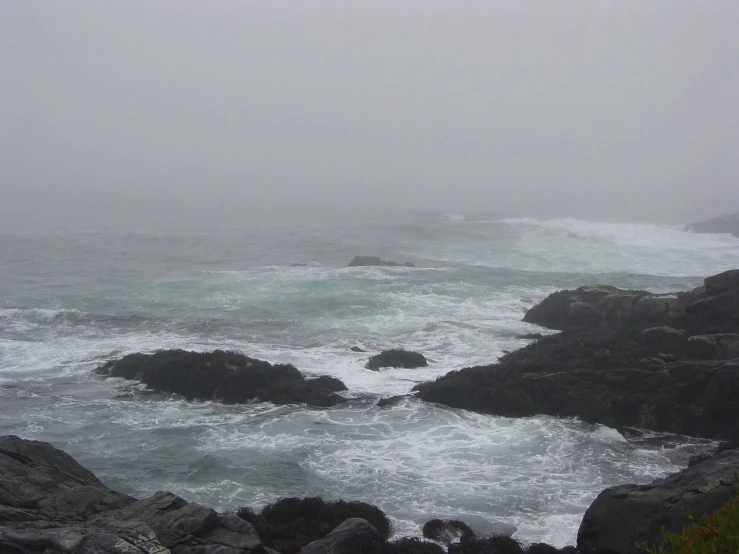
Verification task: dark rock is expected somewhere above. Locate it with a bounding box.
[0,435,267,554]
[704,268,739,294]
[448,535,523,554]
[577,447,739,554]
[422,519,476,545]
[385,537,446,553]
[237,496,391,554]
[351,346,367,352]
[0,435,135,522]
[366,350,428,370]
[687,211,739,237]
[97,349,348,407]
[348,256,415,268]
[299,518,383,554]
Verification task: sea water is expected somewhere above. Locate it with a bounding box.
[1,215,737,546]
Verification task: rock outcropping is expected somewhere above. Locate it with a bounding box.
[97,349,348,408]
[415,270,739,442]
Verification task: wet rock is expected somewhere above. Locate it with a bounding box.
[422,519,476,545]
[515,333,544,340]
[348,256,415,268]
[366,350,428,370]
[97,349,348,408]
[578,447,739,554]
[299,518,383,554]
[351,346,367,352]
[237,496,391,554]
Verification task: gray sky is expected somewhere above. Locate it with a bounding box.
[2,1,738,228]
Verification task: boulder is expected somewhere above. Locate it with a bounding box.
[237,496,391,554]
[687,333,739,359]
[351,346,366,352]
[348,256,415,268]
[577,447,739,554]
[366,350,428,370]
[97,349,348,407]
[299,518,383,554]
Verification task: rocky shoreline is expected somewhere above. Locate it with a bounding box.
[3,269,739,553]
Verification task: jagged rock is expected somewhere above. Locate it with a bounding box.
[422,519,476,545]
[366,350,428,370]
[577,447,739,554]
[299,518,383,554]
[97,349,347,408]
[348,256,415,268]
[0,435,267,554]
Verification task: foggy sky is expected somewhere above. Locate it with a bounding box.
[2,1,738,229]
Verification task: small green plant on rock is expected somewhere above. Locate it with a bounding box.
[637,485,739,554]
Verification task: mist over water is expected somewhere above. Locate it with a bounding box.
[1,216,736,546]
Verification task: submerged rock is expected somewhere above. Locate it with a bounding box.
[577,447,739,553]
[366,349,428,370]
[348,256,415,268]
[97,349,347,407]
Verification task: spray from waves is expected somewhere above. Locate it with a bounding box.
[420,216,739,277]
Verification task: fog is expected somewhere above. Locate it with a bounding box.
[2,1,738,230]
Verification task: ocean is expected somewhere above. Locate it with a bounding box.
[1,215,738,547]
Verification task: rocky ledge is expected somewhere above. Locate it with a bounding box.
[415,269,739,442]
[96,349,348,408]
